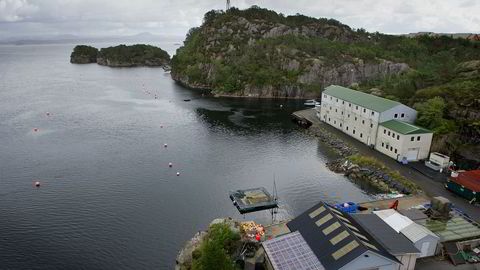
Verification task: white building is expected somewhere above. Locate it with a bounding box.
[376,120,433,161]
[317,85,432,161]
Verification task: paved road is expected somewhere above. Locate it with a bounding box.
[297,109,480,223]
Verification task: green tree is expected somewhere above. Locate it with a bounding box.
[415,97,456,134]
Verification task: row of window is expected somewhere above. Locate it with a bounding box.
[394,113,405,119]
[383,129,400,140]
[323,95,376,116]
[328,118,364,138]
[326,110,375,129]
[381,142,398,154]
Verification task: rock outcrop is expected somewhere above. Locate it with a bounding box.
[171,6,410,98]
[70,45,98,64]
[70,44,171,69]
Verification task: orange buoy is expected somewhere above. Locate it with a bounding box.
[176,172,180,176]
[34,181,40,187]
[169,162,173,167]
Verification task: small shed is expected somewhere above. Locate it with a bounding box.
[400,223,439,258]
[373,209,414,233]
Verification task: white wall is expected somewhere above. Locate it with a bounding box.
[395,254,418,270]
[341,251,398,270]
[375,126,433,161]
[380,105,417,123]
[411,236,438,258]
[320,93,380,146]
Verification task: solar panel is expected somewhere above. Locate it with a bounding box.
[328,206,343,215]
[323,222,341,235]
[335,214,351,224]
[361,240,379,251]
[330,230,350,245]
[309,206,326,219]
[344,222,360,232]
[263,231,325,270]
[332,240,360,260]
[316,214,333,227]
[353,231,369,241]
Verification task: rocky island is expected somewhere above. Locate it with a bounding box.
[70,45,98,64]
[70,44,170,69]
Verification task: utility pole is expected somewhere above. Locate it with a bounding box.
[226,0,231,10]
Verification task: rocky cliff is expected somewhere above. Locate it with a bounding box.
[171,6,409,98]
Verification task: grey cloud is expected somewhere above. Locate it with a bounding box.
[0,0,478,40]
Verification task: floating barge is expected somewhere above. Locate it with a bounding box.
[229,187,278,214]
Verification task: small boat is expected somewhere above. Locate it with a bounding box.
[304,99,320,106]
[183,99,191,102]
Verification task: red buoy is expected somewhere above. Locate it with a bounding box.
[46,112,51,116]
[34,181,40,187]
[164,144,168,148]
[33,128,39,132]
[176,172,180,176]
[169,162,173,168]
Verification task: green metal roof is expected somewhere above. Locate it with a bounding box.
[323,85,401,112]
[380,120,431,135]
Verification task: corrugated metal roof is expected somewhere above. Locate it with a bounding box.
[287,201,400,270]
[323,85,402,112]
[380,120,431,135]
[352,214,420,255]
[400,223,439,243]
[450,170,480,192]
[373,209,414,233]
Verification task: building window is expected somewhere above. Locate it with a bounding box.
[401,113,405,118]
[395,149,398,154]
[362,120,365,124]
[384,129,386,134]
[324,94,327,98]
[370,123,373,128]
[336,98,338,102]
[394,113,398,118]
[348,114,350,118]
[341,112,343,115]
[411,136,414,141]
[329,118,331,122]
[346,126,349,131]
[392,133,395,138]
[388,131,391,136]
[355,117,357,121]
[335,109,337,112]
[360,133,363,138]
[342,101,345,105]
[382,142,384,147]
[390,146,393,151]
[330,106,332,110]
[397,135,399,140]
[356,106,358,110]
[334,120,336,124]
[340,123,342,127]
[349,103,351,107]
[363,108,366,113]
[417,136,421,141]
[353,130,356,134]
[371,111,374,116]
[330,97,332,100]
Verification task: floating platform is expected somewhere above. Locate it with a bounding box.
[229,187,278,214]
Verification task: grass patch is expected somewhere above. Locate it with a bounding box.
[348,154,421,194]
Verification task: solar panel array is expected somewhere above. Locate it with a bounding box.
[263,231,325,270]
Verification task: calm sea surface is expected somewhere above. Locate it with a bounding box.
[0,43,372,269]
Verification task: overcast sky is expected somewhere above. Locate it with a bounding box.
[0,0,479,39]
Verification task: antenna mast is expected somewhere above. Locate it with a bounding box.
[226,0,231,10]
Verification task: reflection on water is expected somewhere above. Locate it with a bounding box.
[0,44,373,270]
